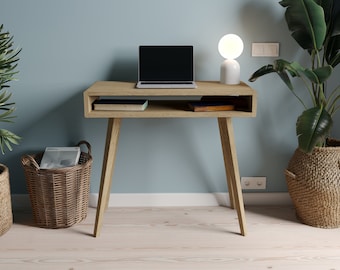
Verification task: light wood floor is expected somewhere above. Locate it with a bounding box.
[1,206,339,270]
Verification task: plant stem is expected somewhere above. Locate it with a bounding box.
[300,74,317,107]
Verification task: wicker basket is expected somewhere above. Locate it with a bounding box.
[286,145,340,228]
[21,141,92,229]
[0,165,12,236]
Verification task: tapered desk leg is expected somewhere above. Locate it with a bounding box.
[94,118,121,237]
[218,117,247,236]
[219,119,235,209]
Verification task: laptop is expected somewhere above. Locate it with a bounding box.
[136,45,197,89]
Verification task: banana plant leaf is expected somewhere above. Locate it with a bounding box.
[279,0,327,51]
[300,65,333,84]
[249,60,296,90]
[322,0,340,67]
[296,106,333,153]
[249,59,332,87]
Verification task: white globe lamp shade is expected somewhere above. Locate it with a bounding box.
[218,34,244,85]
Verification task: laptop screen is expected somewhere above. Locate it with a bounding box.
[139,46,194,82]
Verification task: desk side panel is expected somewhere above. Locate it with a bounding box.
[83,90,99,118]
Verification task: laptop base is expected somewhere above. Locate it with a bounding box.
[136,82,197,89]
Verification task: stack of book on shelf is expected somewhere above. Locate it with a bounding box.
[188,97,235,112]
[40,147,81,169]
[93,99,148,111]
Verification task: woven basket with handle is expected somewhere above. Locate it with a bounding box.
[0,165,12,236]
[285,142,340,228]
[21,140,92,229]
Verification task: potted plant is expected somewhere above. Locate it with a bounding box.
[0,24,21,236]
[249,0,340,228]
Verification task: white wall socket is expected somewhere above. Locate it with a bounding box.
[241,177,267,190]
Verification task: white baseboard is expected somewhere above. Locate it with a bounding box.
[88,192,292,208]
[11,193,292,211]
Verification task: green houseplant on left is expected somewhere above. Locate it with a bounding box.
[0,24,21,236]
[249,0,339,228]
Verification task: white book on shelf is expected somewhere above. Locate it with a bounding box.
[40,146,81,169]
[93,99,148,111]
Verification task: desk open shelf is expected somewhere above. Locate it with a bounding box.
[84,81,256,118]
[83,81,257,237]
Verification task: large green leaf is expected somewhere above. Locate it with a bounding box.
[296,106,332,153]
[248,64,276,82]
[249,59,298,90]
[300,65,333,83]
[326,21,340,67]
[315,0,333,23]
[327,35,340,67]
[280,0,327,51]
[248,59,330,91]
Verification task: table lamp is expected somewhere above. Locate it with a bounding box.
[218,34,244,85]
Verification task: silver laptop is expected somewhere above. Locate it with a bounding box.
[136,45,197,89]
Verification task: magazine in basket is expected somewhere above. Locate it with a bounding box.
[40,147,81,169]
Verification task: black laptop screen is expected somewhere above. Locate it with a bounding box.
[139,46,194,82]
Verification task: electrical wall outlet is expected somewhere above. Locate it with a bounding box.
[241,177,267,190]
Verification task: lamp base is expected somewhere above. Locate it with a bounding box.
[220,59,240,85]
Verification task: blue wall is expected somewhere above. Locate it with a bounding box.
[1,0,339,194]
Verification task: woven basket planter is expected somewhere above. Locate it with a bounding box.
[21,141,92,229]
[0,164,12,236]
[285,143,340,228]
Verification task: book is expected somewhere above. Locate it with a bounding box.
[40,147,81,169]
[188,101,235,112]
[93,99,148,111]
[200,96,251,112]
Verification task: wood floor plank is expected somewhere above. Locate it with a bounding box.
[0,206,339,270]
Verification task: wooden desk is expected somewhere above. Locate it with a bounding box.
[83,81,257,237]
